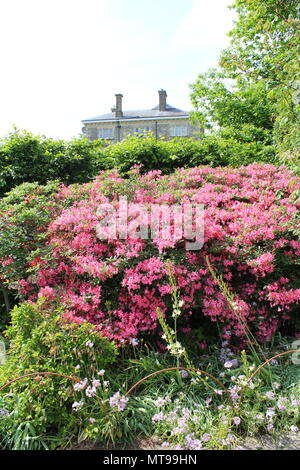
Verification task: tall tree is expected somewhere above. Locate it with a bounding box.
[190,0,300,155]
[220,0,300,153]
[190,69,275,139]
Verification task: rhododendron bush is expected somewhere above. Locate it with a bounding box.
[0,164,299,347]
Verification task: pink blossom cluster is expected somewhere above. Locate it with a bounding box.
[3,164,300,346]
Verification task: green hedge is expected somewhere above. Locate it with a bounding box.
[0,129,278,197]
[102,132,277,174]
[0,129,106,196]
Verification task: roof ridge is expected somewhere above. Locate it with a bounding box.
[82,107,189,123]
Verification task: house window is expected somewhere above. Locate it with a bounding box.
[98,128,114,139]
[135,127,150,135]
[170,126,188,137]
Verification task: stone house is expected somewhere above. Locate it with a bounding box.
[82,90,201,142]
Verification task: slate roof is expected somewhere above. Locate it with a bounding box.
[82,104,189,123]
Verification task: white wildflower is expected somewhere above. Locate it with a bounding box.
[85,386,97,398]
[72,400,84,411]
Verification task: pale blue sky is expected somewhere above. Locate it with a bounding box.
[0,0,235,139]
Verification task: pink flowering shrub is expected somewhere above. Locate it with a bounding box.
[1,164,299,346]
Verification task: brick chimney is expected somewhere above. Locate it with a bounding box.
[158,89,167,111]
[115,94,123,118]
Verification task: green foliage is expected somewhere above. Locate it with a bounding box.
[219,0,300,154]
[103,132,276,173]
[0,310,299,450]
[0,126,280,188]
[0,181,61,293]
[190,1,299,157]
[102,133,181,173]
[4,301,117,373]
[279,151,300,176]
[147,351,300,450]
[221,0,300,84]
[189,70,277,164]
[0,301,118,449]
[190,70,275,131]
[75,342,300,450]
[0,129,106,196]
[0,180,66,332]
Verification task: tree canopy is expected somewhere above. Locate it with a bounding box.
[190,0,300,155]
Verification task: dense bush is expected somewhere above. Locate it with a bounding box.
[0,301,117,449]
[0,129,278,195]
[0,164,299,348]
[0,129,106,196]
[0,181,62,286]
[2,301,117,376]
[103,132,276,173]
[0,180,68,331]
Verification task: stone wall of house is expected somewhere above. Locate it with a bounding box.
[82,119,202,143]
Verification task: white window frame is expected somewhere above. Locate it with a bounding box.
[98,128,114,139]
[170,126,188,137]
